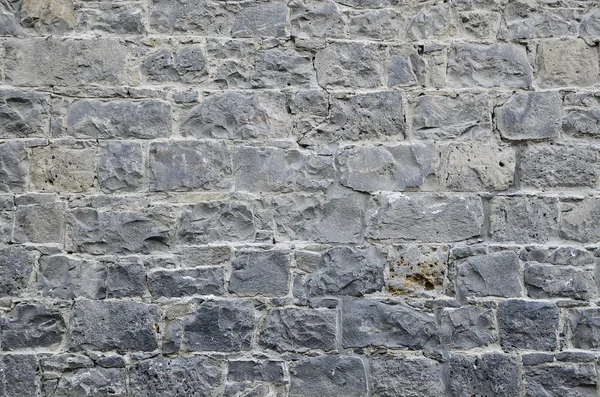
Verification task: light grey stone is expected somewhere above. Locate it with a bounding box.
[490,196,559,243]
[77,4,145,34]
[525,262,597,300]
[455,251,522,298]
[0,141,28,192]
[408,4,457,40]
[13,200,66,244]
[148,267,225,298]
[37,255,106,300]
[0,90,50,138]
[349,9,407,41]
[315,42,385,89]
[98,141,143,193]
[560,197,600,243]
[150,0,232,35]
[536,39,599,88]
[141,46,208,83]
[290,0,346,38]
[232,2,287,38]
[495,92,562,141]
[250,47,315,88]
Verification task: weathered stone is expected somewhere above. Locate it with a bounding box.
[77,4,145,34]
[459,10,501,39]
[177,245,232,267]
[37,255,106,300]
[411,93,491,140]
[490,196,559,243]
[232,2,287,38]
[0,141,28,192]
[68,300,160,352]
[106,258,146,298]
[408,4,457,40]
[495,92,562,141]
[315,42,385,89]
[294,246,386,297]
[441,142,515,190]
[206,38,258,89]
[455,251,522,299]
[1,303,66,350]
[234,146,334,193]
[536,39,599,88]
[338,143,436,193]
[349,9,406,41]
[230,250,290,297]
[0,90,50,138]
[0,246,31,297]
[342,299,439,349]
[68,208,173,254]
[98,141,144,193]
[30,141,97,193]
[387,45,426,88]
[447,353,522,396]
[580,8,600,40]
[370,355,445,397]
[40,353,93,377]
[13,200,66,244]
[562,92,600,138]
[66,100,172,139]
[183,300,254,352]
[387,245,449,296]
[441,306,496,349]
[142,46,208,83]
[51,368,128,397]
[271,192,366,243]
[524,362,597,397]
[570,308,600,349]
[150,0,232,35]
[21,0,76,34]
[525,262,596,300]
[366,194,484,243]
[0,354,39,396]
[177,200,255,244]
[250,47,315,88]
[519,246,598,267]
[560,197,600,243]
[149,141,232,191]
[498,299,559,351]
[448,43,533,87]
[290,0,346,38]
[259,308,337,352]
[500,4,580,40]
[227,360,285,383]
[130,356,222,397]
[289,355,367,397]
[148,267,225,298]
[5,38,129,86]
[180,91,291,139]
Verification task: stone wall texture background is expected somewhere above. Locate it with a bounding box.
[1,0,600,396]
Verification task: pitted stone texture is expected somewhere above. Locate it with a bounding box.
[448,43,533,88]
[459,10,501,39]
[294,246,386,297]
[536,39,599,88]
[5,38,129,86]
[441,142,515,191]
[524,362,597,397]
[0,354,39,397]
[271,192,366,244]
[441,306,497,349]
[342,299,439,349]
[206,38,258,89]
[130,356,222,397]
[230,250,290,297]
[30,141,97,193]
[13,200,66,244]
[495,92,562,141]
[49,368,128,397]
[150,0,232,35]
[408,3,457,40]
[315,42,385,89]
[290,0,346,38]
[524,262,596,300]
[490,196,559,243]
[498,299,559,351]
[0,90,50,138]
[182,300,254,352]
[37,255,106,300]
[66,100,172,139]
[98,141,144,193]
[149,141,232,191]
[0,246,32,297]
[500,3,580,40]
[148,267,225,298]
[250,46,316,88]
[387,245,449,296]
[68,300,160,352]
[232,2,287,38]
[570,308,600,349]
[289,355,367,397]
[563,92,600,139]
[1,302,66,350]
[0,141,28,192]
[366,194,484,243]
[560,198,600,243]
[411,93,491,140]
[447,353,522,396]
[370,355,445,397]
[455,251,522,299]
[259,308,337,352]
[180,91,291,139]
[338,143,436,193]
[234,146,334,193]
[67,208,173,254]
[141,46,208,83]
[349,9,406,41]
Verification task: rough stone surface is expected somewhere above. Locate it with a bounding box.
[495,92,562,141]
[560,198,600,243]
[498,299,560,351]
[1,303,66,350]
[98,141,144,193]
[230,249,290,297]
[536,39,599,88]
[447,353,522,396]
[455,251,522,299]
[441,306,497,349]
[490,196,559,243]
[148,267,225,298]
[370,355,445,397]
[524,362,597,397]
[289,355,367,397]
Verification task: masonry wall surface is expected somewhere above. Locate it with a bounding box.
[0,0,600,396]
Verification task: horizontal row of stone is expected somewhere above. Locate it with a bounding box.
[1,297,598,355]
[1,37,599,89]
[4,88,600,143]
[3,0,600,43]
[4,350,597,397]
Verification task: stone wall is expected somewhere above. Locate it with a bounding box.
[0,0,600,396]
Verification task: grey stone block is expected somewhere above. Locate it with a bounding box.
[50,368,128,397]
[227,360,285,383]
[37,255,106,300]
[498,299,559,351]
[315,42,385,89]
[0,354,39,396]
[230,250,290,297]
[250,47,315,88]
[370,355,445,397]
[0,90,50,138]
[141,46,208,83]
[0,246,32,297]
[455,251,522,298]
[98,141,144,193]
[232,2,287,38]
[1,302,66,350]
[447,353,522,396]
[0,142,28,192]
[289,355,367,397]
[525,263,597,300]
[490,196,559,243]
[150,0,232,35]
[536,39,599,88]
[290,0,346,38]
[13,200,66,244]
[560,198,600,243]
[106,258,147,298]
[495,92,562,141]
[148,267,225,298]
[569,308,600,349]
[524,362,597,397]
[441,306,497,349]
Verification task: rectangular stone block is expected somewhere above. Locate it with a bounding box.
[495,92,562,141]
[49,367,128,397]
[498,299,559,351]
[141,45,208,84]
[289,356,367,397]
[37,255,106,300]
[490,196,559,243]
[441,306,496,349]
[68,300,160,352]
[76,3,145,34]
[0,355,39,397]
[106,258,147,298]
[13,200,66,244]
[206,38,257,89]
[448,43,533,88]
[570,308,600,350]
[560,197,600,243]
[0,90,50,138]
[366,194,484,243]
[98,141,144,193]
[455,251,522,298]
[66,100,172,139]
[387,244,449,296]
[148,267,225,298]
[0,141,28,192]
[1,303,66,350]
[290,0,346,39]
[0,246,32,297]
[250,46,315,88]
[447,353,521,396]
[230,250,290,297]
[176,245,231,267]
[227,360,285,383]
[563,92,600,138]
[5,38,129,86]
[524,362,597,397]
[500,5,580,40]
[525,262,597,300]
[349,9,407,41]
[149,141,232,192]
[370,355,444,397]
[150,0,232,35]
[232,2,287,38]
[387,45,426,88]
[536,39,599,88]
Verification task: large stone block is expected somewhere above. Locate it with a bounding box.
[232,2,287,38]
[290,0,346,38]
[524,362,597,397]
[560,198,600,243]
[441,306,497,349]
[0,246,32,297]
[13,200,66,244]
[447,353,522,396]
[49,368,128,397]
[495,92,562,141]
[536,39,599,88]
[0,142,28,192]
[1,303,66,350]
[37,255,106,300]
[524,262,596,300]
[98,141,144,193]
[148,267,225,298]
[498,299,559,351]
[250,47,315,88]
[0,90,50,138]
[230,250,290,297]
[150,0,232,35]
[77,3,145,34]
[315,42,385,89]
[141,46,208,83]
[370,355,445,397]
[455,251,522,298]
[0,354,39,396]
[289,355,367,397]
[570,308,600,349]
[490,196,559,243]
[563,92,600,138]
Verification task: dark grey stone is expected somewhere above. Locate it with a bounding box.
[0,141,28,192]
[495,92,562,141]
[525,263,597,300]
[447,353,522,396]
[370,355,445,397]
[1,303,66,350]
[491,196,559,243]
[524,362,597,397]
[498,299,559,351]
[230,250,290,297]
[106,258,147,298]
[50,368,128,397]
[37,255,106,300]
[98,141,144,193]
[0,354,39,396]
[289,355,367,397]
[0,90,50,138]
[441,306,496,349]
[569,308,600,350]
[227,360,285,383]
[455,251,522,298]
[148,267,225,298]
[0,246,32,297]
